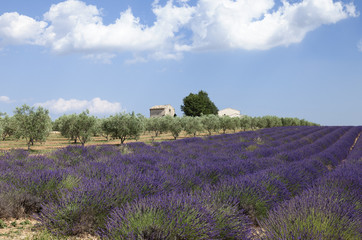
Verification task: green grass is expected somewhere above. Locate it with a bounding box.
[0,219,7,229]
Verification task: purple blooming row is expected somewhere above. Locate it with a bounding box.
[0,126,361,239]
[259,158,362,239]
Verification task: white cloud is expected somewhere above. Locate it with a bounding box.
[0,0,358,60]
[36,97,122,114]
[41,0,195,61]
[188,0,358,50]
[358,40,362,52]
[0,12,47,45]
[0,96,10,103]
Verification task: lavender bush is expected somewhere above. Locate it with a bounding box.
[260,160,362,239]
[0,126,361,239]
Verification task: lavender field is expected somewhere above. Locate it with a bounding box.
[0,126,361,239]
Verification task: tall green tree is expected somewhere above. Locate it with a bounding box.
[13,105,52,150]
[181,90,218,116]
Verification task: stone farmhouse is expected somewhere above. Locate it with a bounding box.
[150,104,175,118]
[218,108,242,118]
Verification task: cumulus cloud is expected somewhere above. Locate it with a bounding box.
[0,12,47,45]
[0,0,358,60]
[189,0,358,50]
[41,0,194,60]
[36,97,122,114]
[0,96,10,103]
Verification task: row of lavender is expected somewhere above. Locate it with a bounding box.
[0,126,361,239]
[259,132,362,239]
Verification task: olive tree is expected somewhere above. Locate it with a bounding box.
[76,111,97,146]
[145,117,163,139]
[201,114,220,135]
[1,113,14,140]
[240,116,251,131]
[101,117,113,141]
[219,115,237,134]
[57,114,78,143]
[91,118,103,137]
[13,105,52,150]
[57,111,96,145]
[182,116,203,137]
[107,112,144,144]
[231,117,240,132]
[168,117,183,140]
[264,116,283,128]
[0,113,4,139]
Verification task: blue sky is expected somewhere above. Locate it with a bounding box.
[0,0,361,126]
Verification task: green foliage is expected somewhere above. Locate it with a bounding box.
[29,229,61,240]
[239,190,269,222]
[112,208,167,239]
[240,116,251,131]
[0,219,7,229]
[107,201,213,240]
[255,116,268,129]
[91,118,103,137]
[20,220,31,225]
[168,116,183,139]
[181,90,218,116]
[106,112,144,144]
[219,115,238,134]
[60,175,81,191]
[56,111,96,145]
[0,113,3,138]
[264,115,283,128]
[201,114,220,135]
[101,117,113,141]
[145,117,163,138]
[13,105,52,150]
[159,116,172,134]
[57,114,78,143]
[52,118,62,131]
[182,116,203,137]
[76,111,97,146]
